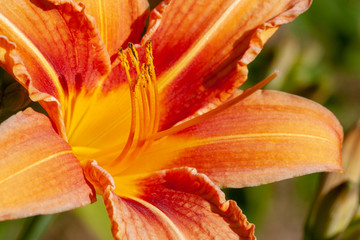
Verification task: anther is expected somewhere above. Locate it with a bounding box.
[128,43,139,61]
[128,43,140,74]
[145,41,156,81]
[118,48,130,71]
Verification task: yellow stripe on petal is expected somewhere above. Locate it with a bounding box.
[156,0,247,89]
[105,168,255,239]
[0,150,72,186]
[128,197,187,240]
[80,0,149,55]
[0,12,65,101]
[0,109,94,221]
[142,0,311,130]
[119,90,342,188]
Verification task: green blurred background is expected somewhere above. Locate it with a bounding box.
[0,0,359,239]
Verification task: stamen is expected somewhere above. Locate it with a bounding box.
[150,71,279,140]
[144,70,156,135]
[151,78,160,134]
[111,49,138,164]
[138,71,150,141]
[108,42,160,171]
[118,49,132,88]
[145,41,160,134]
[146,41,156,78]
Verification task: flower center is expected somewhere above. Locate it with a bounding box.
[104,41,278,176]
[106,41,160,173]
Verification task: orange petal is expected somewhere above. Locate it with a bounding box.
[0,35,67,137]
[141,0,312,130]
[0,108,95,220]
[122,90,343,188]
[80,0,149,57]
[102,167,255,240]
[0,0,111,116]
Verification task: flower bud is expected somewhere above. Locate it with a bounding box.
[340,213,360,240]
[305,120,360,240]
[1,82,30,112]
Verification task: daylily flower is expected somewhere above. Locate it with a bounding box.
[0,0,343,239]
